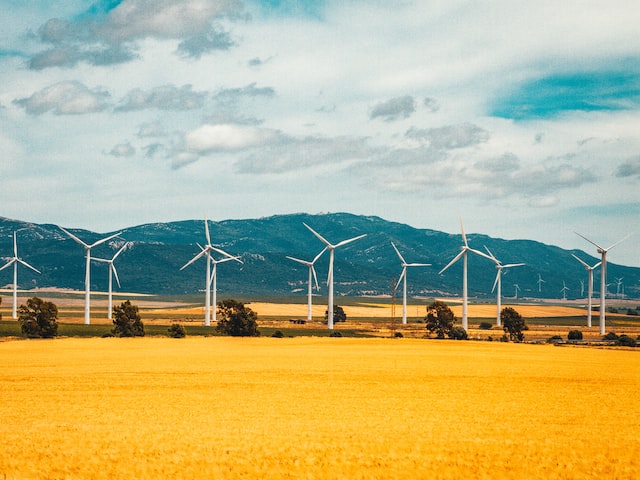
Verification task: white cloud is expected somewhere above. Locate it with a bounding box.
[13,81,110,115]
[369,96,415,121]
[109,142,136,157]
[115,84,207,111]
[184,123,275,153]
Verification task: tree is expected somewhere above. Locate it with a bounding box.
[168,323,186,338]
[501,307,528,342]
[112,300,144,337]
[18,297,58,338]
[425,300,457,339]
[216,299,260,336]
[325,305,346,323]
[568,330,583,341]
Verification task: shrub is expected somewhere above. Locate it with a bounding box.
[271,330,284,338]
[616,335,637,347]
[500,334,509,342]
[547,335,563,344]
[325,305,347,323]
[216,299,260,337]
[168,323,186,338]
[603,332,619,341]
[449,326,468,340]
[329,331,342,337]
[112,300,144,337]
[393,331,403,338]
[478,322,493,330]
[567,330,583,341]
[18,297,58,338]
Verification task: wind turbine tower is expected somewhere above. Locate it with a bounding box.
[60,227,121,325]
[209,253,243,323]
[575,232,629,335]
[484,246,524,326]
[391,242,431,325]
[286,248,326,321]
[0,231,41,319]
[303,223,366,329]
[571,254,601,328]
[439,217,492,331]
[92,243,128,319]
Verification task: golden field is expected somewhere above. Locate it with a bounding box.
[1,337,639,479]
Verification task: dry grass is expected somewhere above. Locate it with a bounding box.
[1,337,639,479]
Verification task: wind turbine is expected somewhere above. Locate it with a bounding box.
[561,281,569,300]
[575,232,629,335]
[514,284,521,299]
[92,243,128,319]
[286,247,327,321]
[391,242,431,324]
[439,217,492,331]
[181,218,237,326]
[484,246,525,326]
[571,254,601,327]
[0,231,41,319]
[303,223,366,329]
[615,277,624,298]
[579,279,585,298]
[60,227,121,325]
[208,252,243,323]
[537,274,545,294]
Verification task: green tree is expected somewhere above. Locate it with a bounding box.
[425,300,457,339]
[325,305,347,323]
[168,323,186,338]
[216,299,260,337]
[18,297,58,338]
[501,307,528,342]
[112,300,144,337]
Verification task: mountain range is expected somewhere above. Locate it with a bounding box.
[1,213,638,300]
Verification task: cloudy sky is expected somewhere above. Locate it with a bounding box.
[1,0,639,266]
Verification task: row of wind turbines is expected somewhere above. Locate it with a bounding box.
[0,217,630,334]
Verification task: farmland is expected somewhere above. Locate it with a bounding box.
[1,336,639,479]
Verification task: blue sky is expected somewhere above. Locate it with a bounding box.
[1,0,639,267]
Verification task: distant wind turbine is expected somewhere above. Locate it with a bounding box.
[484,246,525,326]
[92,243,128,319]
[561,281,569,300]
[60,227,121,325]
[615,277,624,297]
[391,242,431,325]
[0,231,41,319]
[579,279,585,298]
[514,284,520,299]
[537,274,545,293]
[181,218,237,326]
[575,232,630,335]
[208,252,243,323]
[303,223,366,329]
[286,247,327,321]
[571,254,600,327]
[439,217,492,331]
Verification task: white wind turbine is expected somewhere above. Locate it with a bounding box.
[0,231,41,319]
[60,227,121,325]
[303,223,366,330]
[391,242,431,325]
[575,232,629,335]
[561,281,569,300]
[208,252,243,323]
[514,284,521,299]
[537,274,545,294]
[181,218,237,326]
[92,243,128,319]
[484,246,525,326]
[439,217,492,331]
[571,254,601,328]
[286,247,327,321]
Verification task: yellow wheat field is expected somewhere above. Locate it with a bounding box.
[1,337,639,479]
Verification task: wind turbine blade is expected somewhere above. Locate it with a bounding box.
[312,246,327,264]
[439,251,464,274]
[0,260,16,272]
[17,259,41,274]
[459,216,468,247]
[406,263,431,267]
[327,251,334,285]
[483,245,498,263]
[60,227,89,248]
[209,245,236,259]
[112,243,127,261]
[468,248,493,261]
[204,218,212,246]
[216,256,242,265]
[91,257,110,264]
[574,231,603,250]
[311,265,319,290]
[491,271,500,293]
[90,232,122,249]
[286,256,311,266]
[13,232,18,257]
[303,223,331,247]
[335,233,367,248]
[503,263,525,269]
[180,249,207,270]
[593,261,602,269]
[606,234,631,251]
[391,242,406,264]
[397,268,407,289]
[112,265,121,289]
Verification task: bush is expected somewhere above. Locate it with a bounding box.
[616,335,637,347]
[478,322,493,330]
[393,331,403,338]
[216,299,260,337]
[547,335,563,344]
[18,297,58,338]
[500,334,509,342]
[112,300,144,337]
[271,330,284,338]
[329,331,342,337]
[603,332,619,341]
[325,305,347,323]
[168,323,186,338]
[567,330,583,341]
[449,326,468,340]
